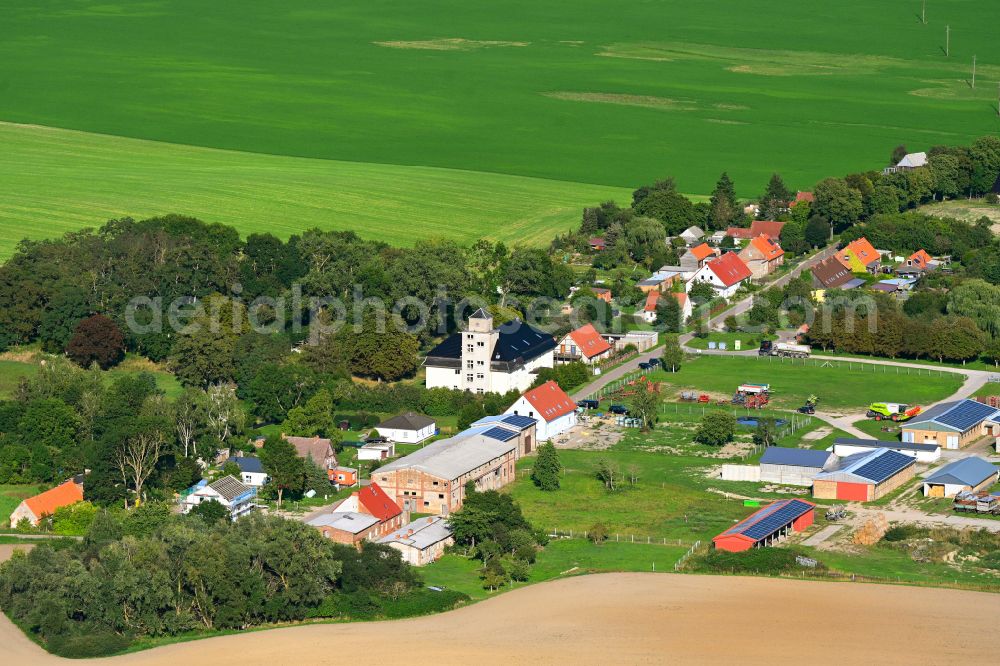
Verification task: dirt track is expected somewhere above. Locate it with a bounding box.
[4,572,999,665]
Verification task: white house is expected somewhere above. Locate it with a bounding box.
[182,475,256,521]
[831,438,941,464]
[504,380,577,442]
[556,323,612,364]
[358,441,396,461]
[376,412,436,444]
[687,251,753,299]
[230,456,269,487]
[424,309,556,394]
[883,151,927,174]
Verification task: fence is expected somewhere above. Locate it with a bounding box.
[753,354,957,378]
[674,540,702,571]
[547,528,692,548]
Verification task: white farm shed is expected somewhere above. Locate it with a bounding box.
[759,447,836,487]
[832,438,941,464]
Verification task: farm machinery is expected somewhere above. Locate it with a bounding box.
[608,375,661,400]
[798,395,819,415]
[680,391,711,403]
[866,402,922,422]
[953,491,1000,515]
[732,383,770,409]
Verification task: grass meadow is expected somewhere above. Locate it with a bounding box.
[613,355,965,410]
[1,1,999,254]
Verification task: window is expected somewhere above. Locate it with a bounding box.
[476,373,484,379]
[466,344,474,352]
[432,481,438,486]
[477,360,484,366]
[477,341,485,347]
[466,360,474,369]
[466,374,474,382]
[477,388,484,394]
[466,334,473,340]
[423,500,430,506]
[438,494,444,499]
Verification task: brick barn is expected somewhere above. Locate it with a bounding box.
[713,499,815,552]
[812,449,915,502]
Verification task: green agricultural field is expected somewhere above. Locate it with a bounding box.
[2,1,999,256]
[0,123,629,260]
[0,485,43,527]
[634,355,964,410]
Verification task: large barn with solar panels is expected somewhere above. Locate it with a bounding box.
[712,499,815,552]
[900,399,1000,450]
[373,413,537,515]
[812,448,916,501]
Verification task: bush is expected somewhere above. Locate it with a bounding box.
[696,547,818,575]
[47,630,132,658]
[588,522,609,544]
[883,525,925,542]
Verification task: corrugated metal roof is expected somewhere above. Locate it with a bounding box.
[377,433,516,481]
[379,516,454,549]
[924,457,998,487]
[760,447,832,468]
[307,511,380,534]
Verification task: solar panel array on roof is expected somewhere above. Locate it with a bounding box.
[721,499,813,541]
[936,400,998,431]
[852,450,913,483]
[481,426,519,442]
[502,414,536,429]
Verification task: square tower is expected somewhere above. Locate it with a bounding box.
[461,309,498,393]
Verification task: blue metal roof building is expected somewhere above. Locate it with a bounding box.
[902,399,1000,450]
[713,499,815,552]
[922,457,999,497]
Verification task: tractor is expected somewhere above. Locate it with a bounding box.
[798,395,818,415]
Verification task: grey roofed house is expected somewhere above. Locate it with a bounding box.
[377,431,517,481]
[760,447,834,468]
[207,475,254,503]
[680,226,705,243]
[923,457,998,487]
[379,516,453,549]
[377,412,435,431]
[230,456,264,474]
[306,511,380,534]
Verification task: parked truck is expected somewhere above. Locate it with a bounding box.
[758,340,811,358]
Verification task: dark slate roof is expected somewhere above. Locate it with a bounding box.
[231,456,264,474]
[924,457,998,487]
[833,438,940,453]
[426,320,555,363]
[815,449,914,484]
[760,447,832,468]
[378,412,435,431]
[208,475,254,502]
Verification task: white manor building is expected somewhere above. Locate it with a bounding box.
[423,310,556,394]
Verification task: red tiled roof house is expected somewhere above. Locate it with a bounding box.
[306,481,406,545]
[504,380,577,441]
[688,252,753,298]
[557,323,613,364]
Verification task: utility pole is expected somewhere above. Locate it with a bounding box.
[922,0,926,25]
[945,25,950,56]
[971,55,976,88]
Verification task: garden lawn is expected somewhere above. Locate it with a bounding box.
[685,332,773,351]
[0,361,37,399]
[0,484,43,527]
[0,356,182,400]
[642,355,963,410]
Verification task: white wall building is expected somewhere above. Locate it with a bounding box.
[182,475,256,521]
[504,380,577,442]
[375,412,435,444]
[687,252,753,299]
[230,456,269,487]
[424,310,556,394]
[358,442,396,461]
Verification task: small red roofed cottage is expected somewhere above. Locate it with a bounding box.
[504,380,577,441]
[9,479,83,528]
[688,252,753,298]
[558,323,612,364]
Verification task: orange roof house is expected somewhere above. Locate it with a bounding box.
[312,481,406,543]
[738,235,785,279]
[836,237,881,274]
[9,479,84,527]
[558,323,612,363]
[725,226,756,241]
[707,252,753,287]
[592,287,612,303]
[794,191,814,204]
[907,249,932,270]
